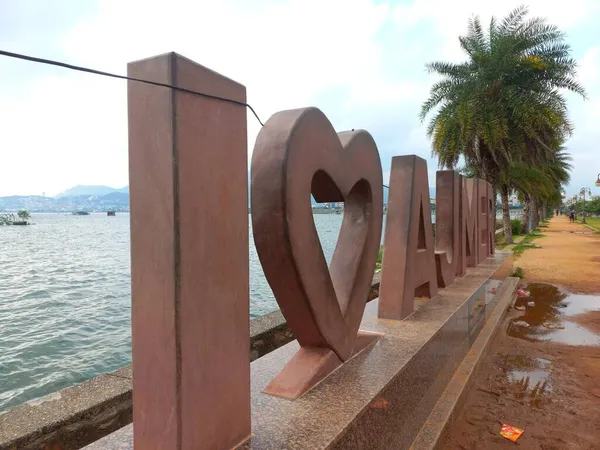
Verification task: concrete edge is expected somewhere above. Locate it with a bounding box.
[0,275,381,450]
[409,277,520,450]
[578,222,600,233]
[0,367,133,450]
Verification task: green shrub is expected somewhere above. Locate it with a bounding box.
[511,219,522,236]
[512,267,525,278]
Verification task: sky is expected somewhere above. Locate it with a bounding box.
[0,0,599,198]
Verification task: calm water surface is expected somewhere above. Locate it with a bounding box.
[1,212,380,412]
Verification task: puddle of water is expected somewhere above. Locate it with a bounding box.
[508,283,600,346]
[508,357,551,389]
[499,354,553,407]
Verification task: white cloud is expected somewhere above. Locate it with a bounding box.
[1,0,396,195]
[579,46,600,86]
[392,0,599,62]
[0,0,598,197]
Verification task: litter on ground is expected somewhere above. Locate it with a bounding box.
[500,424,525,442]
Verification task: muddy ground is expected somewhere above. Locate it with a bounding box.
[444,216,600,449]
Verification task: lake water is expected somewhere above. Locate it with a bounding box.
[0,212,371,412]
[0,207,516,412]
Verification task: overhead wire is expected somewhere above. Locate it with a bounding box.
[0,49,391,189]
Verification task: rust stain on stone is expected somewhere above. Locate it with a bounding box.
[370,396,390,409]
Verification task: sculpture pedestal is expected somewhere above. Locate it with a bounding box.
[244,254,515,449]
[264,331,382,400]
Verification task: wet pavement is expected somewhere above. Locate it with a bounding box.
[508,283,600,346]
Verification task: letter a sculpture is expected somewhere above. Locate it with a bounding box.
[251,107,383,400]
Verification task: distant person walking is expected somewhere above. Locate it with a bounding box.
[569,212,575,223]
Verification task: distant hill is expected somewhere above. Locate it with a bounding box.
[3,181,432,213]
[56,185,120,198]
[0,191,130,212]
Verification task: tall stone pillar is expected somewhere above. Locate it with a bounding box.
[128,53,250,449]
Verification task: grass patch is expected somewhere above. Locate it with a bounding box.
[376,246,383,272]
[579,217,600,231]
[512,229,544,257]
[523,229,544,241]
[512,243,540,257]
[512,267,525,278]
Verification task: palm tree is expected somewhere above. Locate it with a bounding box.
[536,147,572,227]
[512,146,571,232]
[421,6,585,243]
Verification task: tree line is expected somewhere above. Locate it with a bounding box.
[570,197,600,216]
[0,210,31,225]
[421,6,585,243]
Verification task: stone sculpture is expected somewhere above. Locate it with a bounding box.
[434,170,460,288]
[378,158,495,320]
[128,53,251,449]
[251,107,383,399]
[464,178,479,268]
[377,155,438,320]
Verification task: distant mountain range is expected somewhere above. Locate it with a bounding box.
[56,185,129,198]
[1,183,436,213]
[0,185,130,212]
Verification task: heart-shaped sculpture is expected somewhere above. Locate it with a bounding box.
[251,107,383,398]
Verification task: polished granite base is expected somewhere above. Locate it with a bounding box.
[85,253,514,449]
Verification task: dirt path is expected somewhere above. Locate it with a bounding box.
[444,216,600,450]
[515,215,600,293]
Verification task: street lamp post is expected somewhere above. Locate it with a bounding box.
[580,187,592,223]
[595,173,600,187]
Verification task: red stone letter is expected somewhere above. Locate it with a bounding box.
[455,175,467,277]
[434,170,459,288]
[128,53,250,449]
[488,182,495,255]
[378,155,438,320]
[462,178,479,268]
[477,179,492,262]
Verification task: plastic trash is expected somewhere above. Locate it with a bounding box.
[513,321,530,327]
[517,289,531,297]
[501,424,524,442]
[543,322,565,330]
[527,301,535,307]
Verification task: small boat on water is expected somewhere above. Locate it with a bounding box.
[72,211,90,216]
[107,211,116,216]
